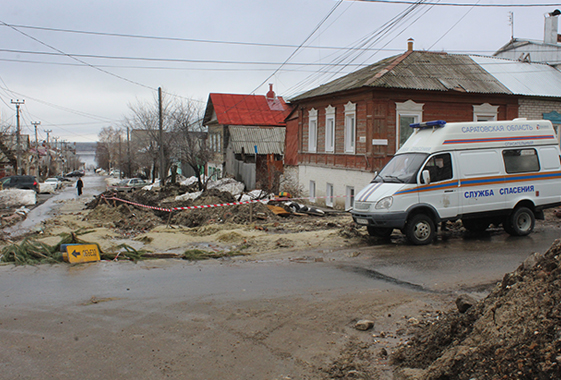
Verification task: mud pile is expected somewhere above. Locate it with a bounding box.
[85,186,284,232]
[391,240,561,380]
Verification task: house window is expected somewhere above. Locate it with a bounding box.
[473,103,498,121]
[396,100,424,149]
[308,108,318,153]
[326,183,334,207]
[325,105,335,153]
[309,180,316,203]
[346,186,354,211]
[344,102,356,154]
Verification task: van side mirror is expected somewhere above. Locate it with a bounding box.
[422,170,431,184]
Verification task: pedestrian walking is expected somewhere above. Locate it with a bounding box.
[76,177,84,196]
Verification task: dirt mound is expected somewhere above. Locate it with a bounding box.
[391,240,561,379]
[85,187,283,231]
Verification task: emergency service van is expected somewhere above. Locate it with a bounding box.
[351,119,561,245]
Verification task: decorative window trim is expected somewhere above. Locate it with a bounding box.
[344,102,356,154]
[309,180,316,203]
[345,186,355,211]
[325,105,335,153]
[396,100,424,150]
[326,183,334,207]
[308,108,318,153]
[473,103,498,121]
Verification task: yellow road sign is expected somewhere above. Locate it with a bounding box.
[63,244,100,263]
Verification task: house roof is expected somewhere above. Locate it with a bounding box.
[290,51,515,101]
[204,93,292,127]
[229,126,285,155]
[470,55,561,97]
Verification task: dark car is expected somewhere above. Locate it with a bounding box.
[65,170,84,177]
[0,175,39,192]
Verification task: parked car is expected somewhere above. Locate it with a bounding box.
[56,175,72,182]
[65,170,84,177]
[45,177,62,190]
[111,178,147,192]
[0,175,39,192]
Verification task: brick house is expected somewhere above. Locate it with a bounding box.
[284,45,561,210]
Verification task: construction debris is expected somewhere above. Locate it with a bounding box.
[391,239,561,379]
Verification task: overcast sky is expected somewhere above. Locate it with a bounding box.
[0,0,557,143]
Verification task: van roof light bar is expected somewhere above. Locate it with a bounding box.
[410,120,446,129]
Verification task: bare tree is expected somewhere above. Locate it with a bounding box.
[170,101,210,190]
[0,122,17,173]
[96,126,124,172]
[124,91,205,186]
[124,94,175,183]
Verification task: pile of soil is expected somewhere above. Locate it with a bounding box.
[84,185,352,234]
[391,239,561,379]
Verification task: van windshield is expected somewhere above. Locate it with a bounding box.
[372,153,428,183]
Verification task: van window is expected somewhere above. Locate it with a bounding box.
[421,153,453,183]
[503,149,540,173]
[377,153,427,183]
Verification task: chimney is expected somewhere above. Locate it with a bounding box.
[544,10,560,44]
[407,38,414,51]
[266,83,275,99]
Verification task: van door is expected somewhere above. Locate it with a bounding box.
[458,150,505,215]
[417,153,459,219]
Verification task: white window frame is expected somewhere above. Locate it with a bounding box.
[344,102,356,154]
[326,183,334,207]
[473,103,498,121]
[309,180,316,203]
[396,100,424,150]
[308,108,318,153]
[345,186,355,211]
[325,105,335,153]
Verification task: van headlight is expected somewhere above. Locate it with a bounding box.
[375,196,393,209]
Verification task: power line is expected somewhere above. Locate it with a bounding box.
[0,48,375,67]
[0,20,156,91]
[349,0,561,7]
[252,1,345,93]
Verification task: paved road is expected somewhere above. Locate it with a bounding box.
[1,174,560,379]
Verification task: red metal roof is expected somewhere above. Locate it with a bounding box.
[208,93,291,126]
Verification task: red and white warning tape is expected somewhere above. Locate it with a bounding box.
[102,193,347,214]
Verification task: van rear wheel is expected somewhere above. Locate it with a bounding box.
[406,214,435,245]
[367,226,393,238]
[505,207,535,236]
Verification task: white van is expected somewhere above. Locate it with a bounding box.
[351,119,561,245]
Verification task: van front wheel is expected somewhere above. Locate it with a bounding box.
[505,207,535,236]
[367,226,393,238]
[406,214,435,245]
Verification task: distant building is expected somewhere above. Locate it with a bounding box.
[494,10,561,66]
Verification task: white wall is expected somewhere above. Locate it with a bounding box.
[298,165,374,209]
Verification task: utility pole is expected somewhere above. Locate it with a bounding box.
[44,130,52,176]
[44,130,52,147]
[158,87,164,183]
[118,134,122,179]
[127,125,131,178]
[11,99,24,175]
[31,121,40,177]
